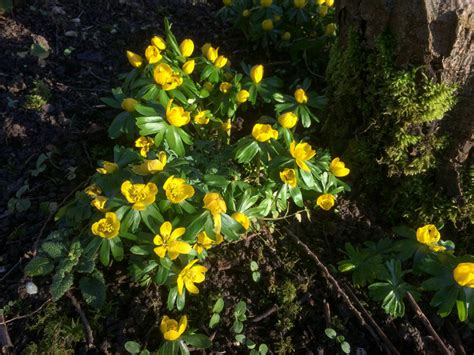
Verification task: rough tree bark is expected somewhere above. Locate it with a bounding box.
[335,0,473,199]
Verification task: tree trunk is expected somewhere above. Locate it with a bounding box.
[335,0,473,198]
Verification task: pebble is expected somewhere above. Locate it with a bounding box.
[25,281,38,295]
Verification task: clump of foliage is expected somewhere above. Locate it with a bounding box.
[339,224,474,324]
[323,30,471,229]
[217,0,337,70]
[24,19,350,353]
[24,79,51,110]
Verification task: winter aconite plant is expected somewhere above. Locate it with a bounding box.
[218,0,337,59]
[24,19,350,352]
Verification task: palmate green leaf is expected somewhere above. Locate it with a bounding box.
[167,286,178,310]
[176,127,193,145]
[140,203,163,233]
[158,341,179,355]
[134,104,159,117]
[154,265,170,285]
[136,116,166,136]
[100,97,121,109]
[221,213,243,241]
[289,186,304,207]
[234,139,259,163]
[122,208,141,233]
[108,112,132,139]
[338,242,386,287]
[182,211,209,241]
[181,334,212,348]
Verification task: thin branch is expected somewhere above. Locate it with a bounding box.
[66,291,94,349]
[4,298,52,324]
[284,227,400,355]
[0,314,13,348]
[251,305,278,323]
[406,292,453,355]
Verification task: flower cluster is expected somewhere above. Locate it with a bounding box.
[218,0,337,52]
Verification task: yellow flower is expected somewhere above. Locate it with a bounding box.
[236,90,250,103]
[177,259,208,295]
[280,168,297,187]
[121,98,138,112]
[132,152,167,175]
[252,123,279,142]
[429,244,446,252]
[316,0,325,4]
[91,212,120,239]
[193,231,216,254]
[214,55,228,69]
[179,39,194,57]
[416,224,441,246]
[163,175,195,204]
[204,192,227,234]
[126,50,143,68]
[453,263,474,288]
[121,180,158,211]
[223,0,233,6]
[219,82,233,94]
[160,315,187,341]
[85,184,102,198]
[203,81,214,92]
[96,161,118,175]
[151,35,166,50]
[182,60,195,74]
[317,194,335,211]
[153,221,191,260]
[260,0,272,7]
[135,136,154,157]
[153,63,183,91]
[91,196,108,212]
[206,46,219,63]
[194,111,210,125]
[294,0,307,8]
[201,43,211,56]
[145,45,162,64]
[262,19,273,31]
[290,141,316,171]
[243,9,250,17]
[282,32,291,41]
[166,99,191,127]
[294,88,308,104]
[232,211,250,230]
[250,65,264,84]
[326,0,334,6]
[330,158,350,177]
[221,119,232,132]
[325,23,337,36]
[319,4,328,16]
[278,112,298,129]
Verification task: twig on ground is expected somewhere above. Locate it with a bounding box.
[66,291,94,349]
[4,298,52,324]
[406,292,453,355]
[251,305,278,323]
[284,227,400,355]
[0,314,13,349]
[323,299,331,328]
[0,259,22,282]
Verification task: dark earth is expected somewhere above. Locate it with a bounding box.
[1,1,472,354]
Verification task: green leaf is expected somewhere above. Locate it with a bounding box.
[108,112,130,139]
[213,298,225,313]
[99,239,110,266]
[176,291,186,311]
[50,273,74,301]
[79,271,106,309]
[130,245,152,256]
[136,116,166,136]
[125,341,141,354]
[140,203,163,233]
[235,140,259,163]
[180,334,211,348]
[40,241,65,259]
[167,287,178,310]
[250,261,259,272]
[259,344,269,354]
[289,186,304,207]
[155,266,170,285]
[134,104,158,116]
[166,126,185,156]
[158,341,179,355]
[221,213,243,241]
[209,313,220,328]
[341,341,351,354]
[456,300,468,322]
[24,257,55,276]
[324,328,337,339]
[109,237,124,261]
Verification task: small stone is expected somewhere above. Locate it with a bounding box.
[25,281,38,295]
